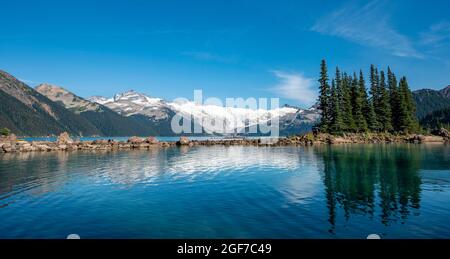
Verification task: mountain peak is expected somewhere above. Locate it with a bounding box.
[440,85,450,99]
[36,83,100,113]
[35,83,67,93]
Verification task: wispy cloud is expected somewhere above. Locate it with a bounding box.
[270,71,317,106]
[311,0,423,59]
[181,51,237,63]
[420,21,450,46]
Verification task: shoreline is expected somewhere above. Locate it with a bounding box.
[1,130,449,154]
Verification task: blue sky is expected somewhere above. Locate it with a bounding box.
[1,0,449,108]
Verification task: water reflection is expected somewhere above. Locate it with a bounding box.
[0,144,449,238]
[315,145,423,232]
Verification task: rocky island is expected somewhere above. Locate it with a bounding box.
[1,129,449,154]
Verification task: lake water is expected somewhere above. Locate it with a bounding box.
[0,144,449,238]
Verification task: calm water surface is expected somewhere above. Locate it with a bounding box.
[0,144,449,238]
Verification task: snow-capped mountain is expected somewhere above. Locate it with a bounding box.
[89,90,172,120]
[89,90,320,135]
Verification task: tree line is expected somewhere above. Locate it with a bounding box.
[318,59,419,134]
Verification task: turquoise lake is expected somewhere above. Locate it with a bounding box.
[0,144,449,238]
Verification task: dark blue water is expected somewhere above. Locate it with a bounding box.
[0,144,449,238]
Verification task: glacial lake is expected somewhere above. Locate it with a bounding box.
[0,144,449,238]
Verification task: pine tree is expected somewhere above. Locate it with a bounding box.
[369,65,381,131]
[359,70,378,131]
[341,72,355,131]
[387,67,399,131]
[397,77,411,132]
[378,71,393,131]
[329,80,344,133]
[352,74,367,132]
[397,77,419,133]
[318,59,331,132]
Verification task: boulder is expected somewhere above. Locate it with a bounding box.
[177,136,190,146]
[0,133,17,144]
[1,142,12,152]
[19,143,32,152]
[145,136,159,144]
[419,135,445,143]
[93,139,109,145]
[433,128,450,140]
[127,136,144,144]
[58,144,68,150]
[57,132,73,144]
[35,144,51,152]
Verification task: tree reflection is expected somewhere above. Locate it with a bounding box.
[316,144,422,233]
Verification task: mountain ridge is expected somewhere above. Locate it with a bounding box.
[413,86,450,119]
[0,70,101,136]
[1,68,448,136]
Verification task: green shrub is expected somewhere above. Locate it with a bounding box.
[0,127,11,136]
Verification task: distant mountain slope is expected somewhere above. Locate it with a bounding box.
[413,86,450,119]
[36,83,100,113]
[0,70,100,136]
[420,106,450,130]
[36,84,158,136]
[440,85,450,99]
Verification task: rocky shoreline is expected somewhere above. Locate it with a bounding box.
[1,130,449,154]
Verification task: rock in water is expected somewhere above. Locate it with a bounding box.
[145,136,159,144]
[127,136,144,144]
[177,136,190,145]
[57,132,73,144]
[434,128,450,140]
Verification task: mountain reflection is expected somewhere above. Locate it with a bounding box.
[1,144,445,235]
[315,144,422,232]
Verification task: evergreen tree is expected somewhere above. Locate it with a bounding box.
[341,72,355,131]
[367,100,379,132]
[369,65,381,131]
[387,67,399,131]
[397,77,411,132]
[329,80,344,133]
[397,77,419,133]
[318,59,331,132]
[352,74,367,132]
[359,71,378,131]
[378,71,393,131]
[316,61,416,134]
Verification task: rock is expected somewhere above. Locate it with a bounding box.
[93,139,109,145]
[119,143,132,149]
[161,142,171,147]
[419,135,445,143]
[35,144,52,151]
[127,136,144,144]
[330,137,353,144]
[177,136,190,146]
[19,143,32,152]
[58,144,68,150]
[433,128,450,139]
[134,143,150,148]
[57,132,73,144]
[7,133,17,142]
[1,142,12,152]
[145,136,159,144]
